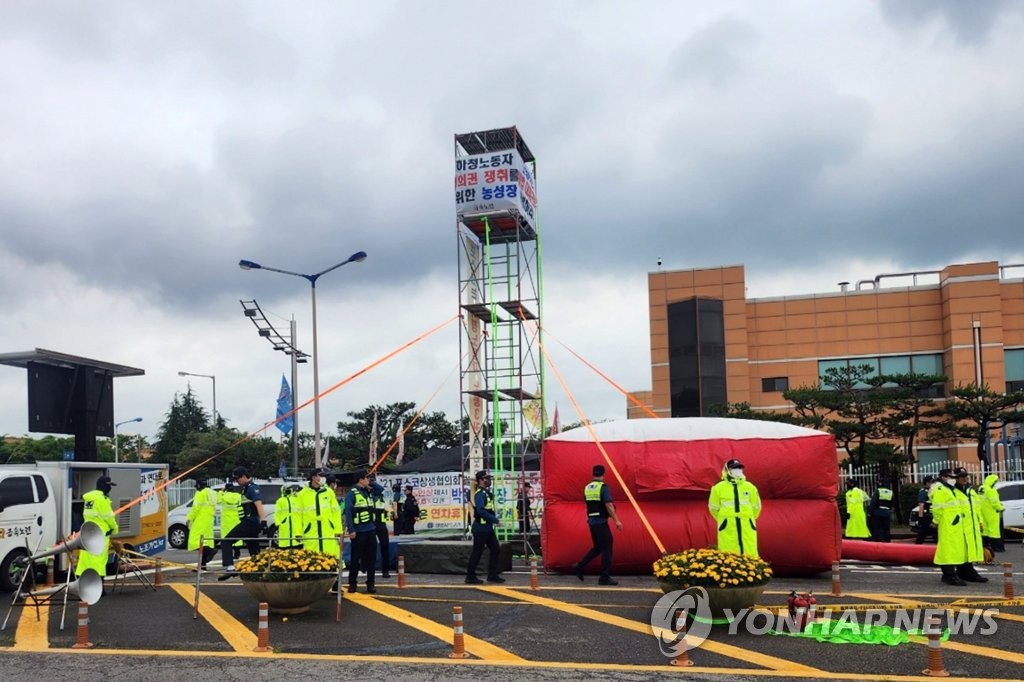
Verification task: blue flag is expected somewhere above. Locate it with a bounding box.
[275,375,293,434]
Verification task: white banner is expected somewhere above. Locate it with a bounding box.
[455,149,537,232]
[379,471,543,532]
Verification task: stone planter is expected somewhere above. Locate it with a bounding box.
[657,581,768,620]
[241,576,336,614]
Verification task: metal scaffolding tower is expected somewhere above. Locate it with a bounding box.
[455,126,545,536]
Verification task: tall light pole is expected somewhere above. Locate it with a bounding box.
[114,417,143,464]
[239,250,367,467]
[178,371,217,427]
[241,300,308,475]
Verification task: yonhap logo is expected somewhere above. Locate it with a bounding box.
[651,587,713,656]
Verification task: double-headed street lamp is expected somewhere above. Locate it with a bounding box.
[114,417,143,463]
[238,251,367,467]
[178,371,217,426]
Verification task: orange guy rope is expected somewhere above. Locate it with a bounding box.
[538,338,666,554]
[543,326,660,419]
[113,314,458,516]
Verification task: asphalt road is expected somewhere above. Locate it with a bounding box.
[2,542,1022,682]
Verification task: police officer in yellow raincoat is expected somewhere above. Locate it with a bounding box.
[979,473,1005,553]
[187,479,218,568]
[77,476,119,578]
[298,469,341,558]
[843,482,871,539]
[218,481,244,560]
[932,467,987,585]
[274,483,304,549]
[708,459,762,557]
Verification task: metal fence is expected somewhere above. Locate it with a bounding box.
[167,477,227,508]
[839,458,1024,495]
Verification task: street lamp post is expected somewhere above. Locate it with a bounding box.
[178,371,217,427]
[239,251,367,467]
[114,417,143,464]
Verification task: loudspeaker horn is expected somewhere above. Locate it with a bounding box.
[15,521,106,567]
[21,568,103,605]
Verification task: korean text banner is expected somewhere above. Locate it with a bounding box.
[454,149,537,231]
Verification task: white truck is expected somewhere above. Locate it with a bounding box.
[0,461,169,592]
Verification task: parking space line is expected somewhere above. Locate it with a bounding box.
[844,593,1024,664]
[480,585,823,673]
[847,592,1024,625]
[345,592,524,662]
[167,584,259,653]
[12,602,49,651]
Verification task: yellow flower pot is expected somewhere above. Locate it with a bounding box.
[241,576,336,614]
[657,580,768,620]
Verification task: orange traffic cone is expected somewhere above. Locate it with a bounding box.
[922,616,949,677]
[670,609,694,667]
[72,603,94,649]
[448,605,469,659]
[253,602,271,652]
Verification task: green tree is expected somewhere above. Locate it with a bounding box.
[874,372,947,461]
[332,402,461,471]
[154,388,211,469]
[927,384,1024,472]
[0,435,115,464]
[173,428,281,479]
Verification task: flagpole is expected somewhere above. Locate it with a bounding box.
[290,318,300,475]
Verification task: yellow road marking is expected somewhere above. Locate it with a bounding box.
[3,645,1023,681]
[345,591,523,662]
[12,601,50,651]
[480,585,822,673]
[844,593,1024,665]
[846,592,1024,624]
[167,583,260,653]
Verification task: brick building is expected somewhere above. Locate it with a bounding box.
[632,261,1024,467]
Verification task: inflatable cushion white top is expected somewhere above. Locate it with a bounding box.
[547,417,827,443]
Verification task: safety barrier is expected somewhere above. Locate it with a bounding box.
[254,602,271,652]
[669,609,694,667]
[448,605,469,659]
[529,556,540,591]
[831,562,842,597]
[1004,562,1014,600]
[398,556,407,589]
[72,603,93,649]
[921,616,949,677]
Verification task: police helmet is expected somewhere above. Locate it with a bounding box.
[231,466,249,480]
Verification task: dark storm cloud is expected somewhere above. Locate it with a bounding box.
[880,0,1020,45]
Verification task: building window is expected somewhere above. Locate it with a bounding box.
[668,298,726,417]
[819,353,945,393]
[761,377,789,393]
[1007,350,1024,394]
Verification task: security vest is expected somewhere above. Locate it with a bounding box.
[83,489,119,535]
[876,488,894,510]
[584,481,608,518]
[218,489,243,534]
[372,490,388,524]
[350,487,374,526]
[474,488,496,528]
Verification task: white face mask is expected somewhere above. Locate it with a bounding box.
[729,468,745,479]
[941,477,954,486]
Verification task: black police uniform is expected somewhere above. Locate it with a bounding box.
[221,478,265,567]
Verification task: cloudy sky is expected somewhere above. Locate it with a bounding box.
[2,1,1023,447]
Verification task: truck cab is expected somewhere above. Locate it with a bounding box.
[0,471,58,592]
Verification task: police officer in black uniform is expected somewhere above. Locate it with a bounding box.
[369,473,392,579]
[220,466,269,576]
[465,470,505,584]
[344,470,385,594]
